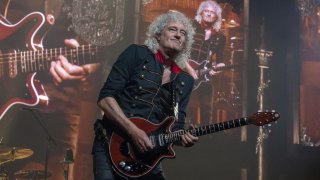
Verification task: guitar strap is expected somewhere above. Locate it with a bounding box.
[94,119,130,179]
[94,119,110,146]
[1,0,11,18]
[44,0,63,18]
[172,81,179,120]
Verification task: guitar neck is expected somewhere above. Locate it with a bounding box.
[212,64,238,71]
[198,64,238,76]
[165,117,249,144]
[1,45,99,78]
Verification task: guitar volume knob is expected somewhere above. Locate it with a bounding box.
[119,161,126,168]
[124,166,131,172]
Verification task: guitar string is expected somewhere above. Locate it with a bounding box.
[160,113,276,144]
[0,50,98,62]
[0,47,97,60]
[0,47,98,76]
[0,46,99,64]
[164,117,247,143]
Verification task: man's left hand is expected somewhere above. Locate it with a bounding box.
[180,125,199,147]
[209,63,225,76]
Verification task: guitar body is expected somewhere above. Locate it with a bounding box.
[0,73,48,120]
[0,12,52,121]
[109,117,176,178]
[188,60,211,90]
[0,12,53,52]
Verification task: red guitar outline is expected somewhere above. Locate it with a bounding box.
[0,12,52,121]
[0,12,100,121]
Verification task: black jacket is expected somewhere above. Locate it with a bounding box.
[98,44,194,132]
[191,21,226,64]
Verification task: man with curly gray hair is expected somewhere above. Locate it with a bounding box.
[186,0,226,126]
[92,11,198,180]
[144,10,195,69]
[195,0,223,32]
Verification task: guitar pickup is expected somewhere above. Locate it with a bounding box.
[8,50,18,78]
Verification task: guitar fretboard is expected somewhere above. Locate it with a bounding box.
[162,117,248,145]
[199,64,239,76]
[0,45,99,78]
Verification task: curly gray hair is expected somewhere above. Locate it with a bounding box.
[195,0,222,31]
[144,11,195,69]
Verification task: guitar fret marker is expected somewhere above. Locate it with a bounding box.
[76,47,79,65]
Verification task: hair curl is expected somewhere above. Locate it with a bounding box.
[144,11,195,69]
[195,0,222,31]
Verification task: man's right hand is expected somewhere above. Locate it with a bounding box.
[98,97,154,153]
[185,61,199,79]
[128,126,154,153]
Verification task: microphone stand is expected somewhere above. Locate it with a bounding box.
[254,19,273,180]
[62,148,74,180]
[64,162,70,180]
[26,108,57,180]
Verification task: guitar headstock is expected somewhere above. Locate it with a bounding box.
[248,111,280,126]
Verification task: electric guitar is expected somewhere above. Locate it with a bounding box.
[0,12,100,121]
[188,60,240,90]
[109,111,280,178]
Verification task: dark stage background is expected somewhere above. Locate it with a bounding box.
[0,0,319,180]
